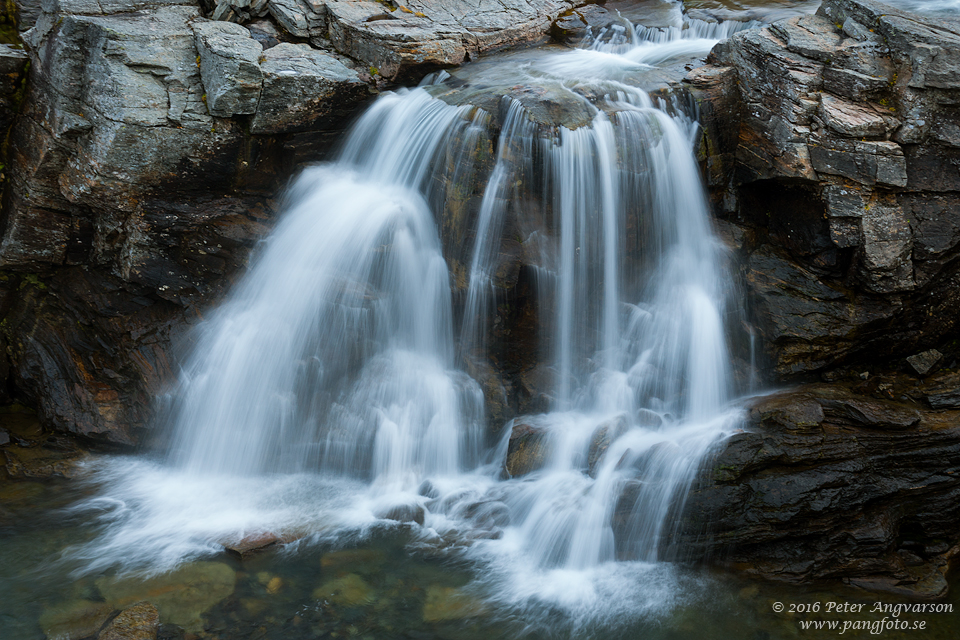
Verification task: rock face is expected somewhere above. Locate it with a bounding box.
[671,383,960,598]
[688,0,960,380]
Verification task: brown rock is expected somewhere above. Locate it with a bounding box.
[98,602,160,640]
[504,416,551,477]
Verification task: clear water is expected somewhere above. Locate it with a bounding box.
[3,1,960,639]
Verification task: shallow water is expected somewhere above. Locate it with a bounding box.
[3,472,960,639]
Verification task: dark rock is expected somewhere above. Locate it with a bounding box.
[586,413,627,477]
[0,44,28,140]
[98,602,160,640]
[504,416,551,477]
[689,0,960,379]
[672,384,960,595]
[922,371,960,409]
[379,503,426,525]
[906,349,943,376]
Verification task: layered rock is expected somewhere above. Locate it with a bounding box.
[688,0,960,380]
[671,383,960,598]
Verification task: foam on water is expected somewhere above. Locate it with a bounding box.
[64,6,758,623]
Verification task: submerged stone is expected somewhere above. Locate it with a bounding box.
[312,573,375,606]
[422,585,486,622]
[98,602,160,640]
[320,548,387,575]
[39,600,115,640]
[96,562,236,632]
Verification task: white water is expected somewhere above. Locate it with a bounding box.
[884,0,960,15]
[66,7,753,622]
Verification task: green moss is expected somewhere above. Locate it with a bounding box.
[19,274,47,291]
[0,0,18,45]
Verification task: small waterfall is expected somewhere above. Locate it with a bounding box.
[165,90,487,482]
[70,3,756,617]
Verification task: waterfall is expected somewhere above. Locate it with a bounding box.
[68,5,755,617]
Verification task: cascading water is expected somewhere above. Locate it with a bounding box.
[67,6,754,625]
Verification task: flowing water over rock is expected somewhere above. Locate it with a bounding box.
[5,3,913,638]
[57,9,757,618]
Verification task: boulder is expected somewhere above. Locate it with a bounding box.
[193,20,264,117]
[251,42,369,134]
[503,416,551,477]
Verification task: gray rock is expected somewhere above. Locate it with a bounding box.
[250,42,368,134]
[907,349,943,376]
[267,0,325,39]
[818,94,894,138]
[193,20,264,117]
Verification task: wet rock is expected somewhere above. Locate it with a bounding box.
[221,532,280,558]
[250,42,370,134]
[907,349,943,377]
[39,600,115,640]
[0,429,9,446]
[417,479,440,499]
[98,602,160,640]
[193,20,263,117]
[550,5,613,46]
[674,384,960,593]
[379,502,426,525]
[422,585,486,622]
[312,573,374,606]
[587,413,628,477]
[96,562,236,632]
[463,500,510,529]
[504,416,551,477]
